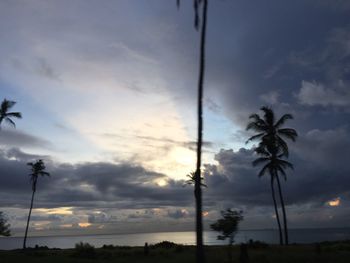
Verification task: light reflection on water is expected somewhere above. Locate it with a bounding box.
[1,228,350,250]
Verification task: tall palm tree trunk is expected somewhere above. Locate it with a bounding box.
[270,177,283,245]
[276,174,289,245]
[23,189,36,249]
[195,0,208,262]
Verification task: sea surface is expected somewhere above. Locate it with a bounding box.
[1,228,350,250]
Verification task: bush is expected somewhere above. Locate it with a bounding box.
[151,241,178,249]
[102,244,115,250]
[73,242,96,258]
[248,239,270,249]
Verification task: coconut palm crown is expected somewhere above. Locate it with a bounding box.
[27,159,50,191]
[0,99,22,129]
[246,106,297,158]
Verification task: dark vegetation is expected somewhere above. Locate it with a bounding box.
[1,241,350,263]
[211,209,244,262]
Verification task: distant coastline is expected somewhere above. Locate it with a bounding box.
[1,228,350,250]
[4,226,350,238]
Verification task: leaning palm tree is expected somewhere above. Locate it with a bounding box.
[23,160,50,249]
[253,146,292,245]
[247,106,297,245]
[0,99,22,129]
[177,1,208,261]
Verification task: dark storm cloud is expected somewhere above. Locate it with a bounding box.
[2,124,349,214]
[176,0,350,133]
[0,148,192,209]
[0,129,51,149]
[1,131,350,228]
[203,127,350,210]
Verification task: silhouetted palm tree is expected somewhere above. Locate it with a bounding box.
[247,106,297,245]
[253,146,293,245]
[0,99,22,129]
[177,1,208,261]
[184,171,207,187]
[23,160,50,249]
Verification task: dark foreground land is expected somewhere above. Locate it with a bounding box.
[1,241,350,263]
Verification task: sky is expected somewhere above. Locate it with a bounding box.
[0,0,350,237]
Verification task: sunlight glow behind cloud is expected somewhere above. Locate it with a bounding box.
[35,207,73,215]
[328,197,341,207]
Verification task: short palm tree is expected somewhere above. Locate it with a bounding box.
[247,106,297,245]
[0,99,22,129]
[23,160,50,249]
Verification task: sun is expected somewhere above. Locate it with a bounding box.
[171,147,196,166]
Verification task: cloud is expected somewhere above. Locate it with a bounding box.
[0,129,52,149]
[0,148,192,209]
[167,209,190,219]
[203,127,350,212]
[2,132,350,232]
[260,91,280,105]
[297,80,350,107]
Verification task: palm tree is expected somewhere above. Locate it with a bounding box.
[184,171,207,187]
[0,99,21,238]
[247,106,297,245]
[177,1,208,261]
[252,146,293,245]
[23,160,50,249]
[0,99,22,129]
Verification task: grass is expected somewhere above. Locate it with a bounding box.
[1,241,350,263]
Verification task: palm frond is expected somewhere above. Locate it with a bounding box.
[6,112,22,119]
[258,163,270,177]
[1,99,16,112]
[278,128,298,142]
[5,118,15,127]
[248,114,266,125]
[260,106,274,126]
[246,122,266,132]
[254,145,270,157]
[245,132,264,144]
[184,171,206,187]
[278,159,294,170]
[276,136,289,157]
[274,114,293,129]
[252,157,270,167]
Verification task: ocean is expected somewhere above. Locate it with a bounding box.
[1,228,350,250]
